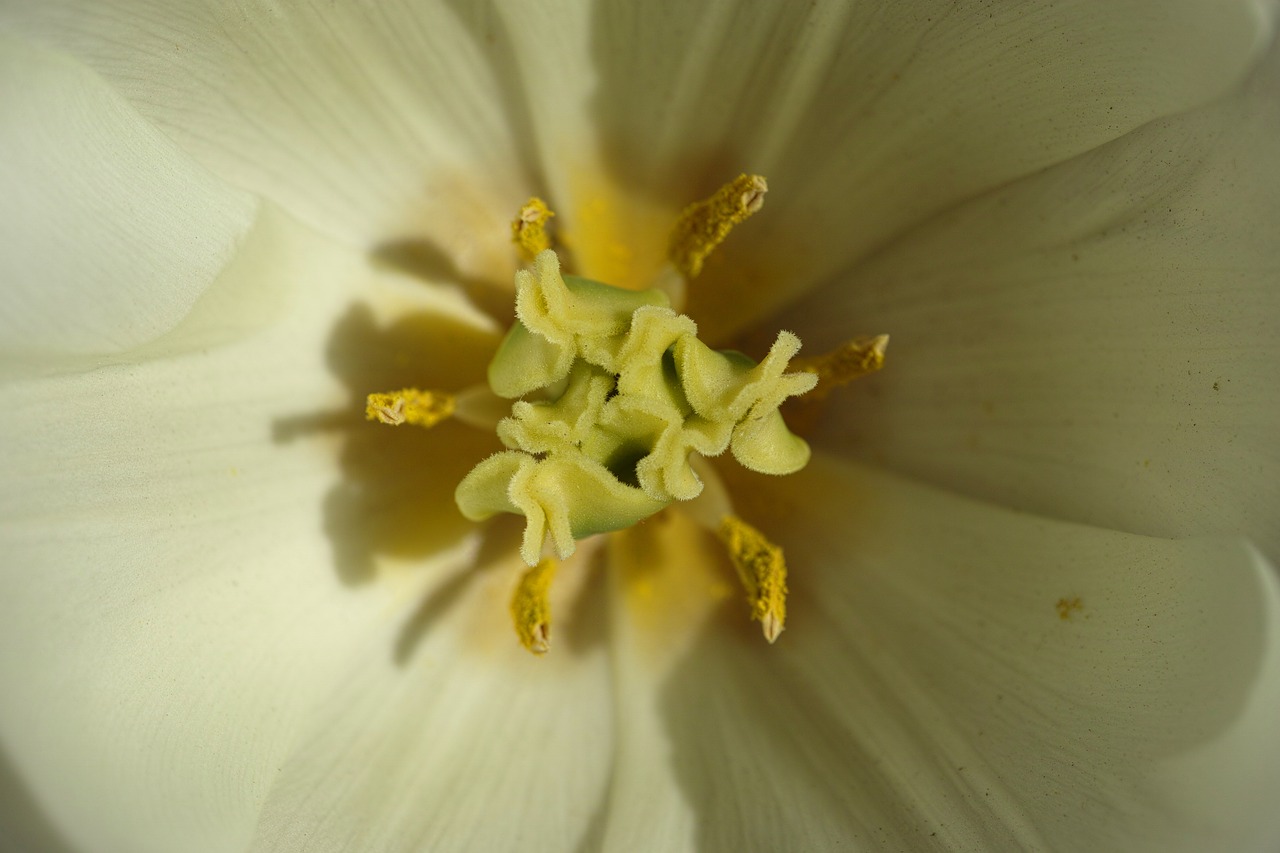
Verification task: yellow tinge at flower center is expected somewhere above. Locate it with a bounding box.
[367,175,886,654]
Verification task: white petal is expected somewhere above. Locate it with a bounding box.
[603,455,1280,851]
[247,551,614,852]
[2,1,533,279]
[594,513,729,852]
[0,36,256,360]
[782,35,1280,560]
[574,1,1276,339]
[0,206,499,853]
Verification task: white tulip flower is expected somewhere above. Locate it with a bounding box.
[1,2,1279,852]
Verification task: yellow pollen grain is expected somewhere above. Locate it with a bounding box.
[511,197,555,262]
[511,557,558,654]
[668,173,767,280]
[792,334,889,401]
[1056,597,1083,621]
[717,514,788,643]
[365,388,456,428]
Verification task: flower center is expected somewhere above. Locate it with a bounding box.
[458,247,816,559]
[366,176,887,654]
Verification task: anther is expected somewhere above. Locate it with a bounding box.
[512,197,555,262]
[668,174,768,280]
[510,557,558,654]
[717,514,788,642]
[792,334,889,401]
[365,388,456,428]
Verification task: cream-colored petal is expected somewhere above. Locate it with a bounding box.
[783,36,1280,560]
[603,455,1280,852]
[2,1,534,280]
[0,36,256,360]
[0,206,497,853]
[247,551,614,853]
[596,512,728,852]
[573,1,1272,338]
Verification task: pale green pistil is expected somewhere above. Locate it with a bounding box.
[455,249,817,565]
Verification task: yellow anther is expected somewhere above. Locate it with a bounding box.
[717,514,787,643]
[512,197,555,262]
[668,174,767,280]
[511,557,558,654]
[792,334,889,401]
[365,388,456,428]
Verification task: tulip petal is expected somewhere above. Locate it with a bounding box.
[0,36,256,360]
[603,455,1280,851]
[8,3,1273,332]
[246,556,615,853]
[0,206,496,853]
[1,1,534,280]
[581,0,1275,339]
[783,36,1280,561]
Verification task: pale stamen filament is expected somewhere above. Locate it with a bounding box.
[646,262,687,313]
[452,384,511,431]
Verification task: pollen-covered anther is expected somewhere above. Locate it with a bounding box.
[668,173,768,280]
[512,197,556,262]
[717,514,788,643]
[792,334,890,402]
[510,557,558,655]
[365,388,456,428]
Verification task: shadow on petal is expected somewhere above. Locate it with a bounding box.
[561,542,614,657]
[371,237,515,327]
[274,303,502,587]
[441,0,550,196]
[0,741,79,853]
[392,516,523,664]
[588,1,753,205]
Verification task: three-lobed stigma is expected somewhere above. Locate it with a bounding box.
[454,249,817,567]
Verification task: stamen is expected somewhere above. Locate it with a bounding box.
[452,384,512,431]
[510,557,558,654]
[511,197,555,262]
[792,334,889,401]
[668,174,767,280]
[717,514,788,643]
[365,388,456,428]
